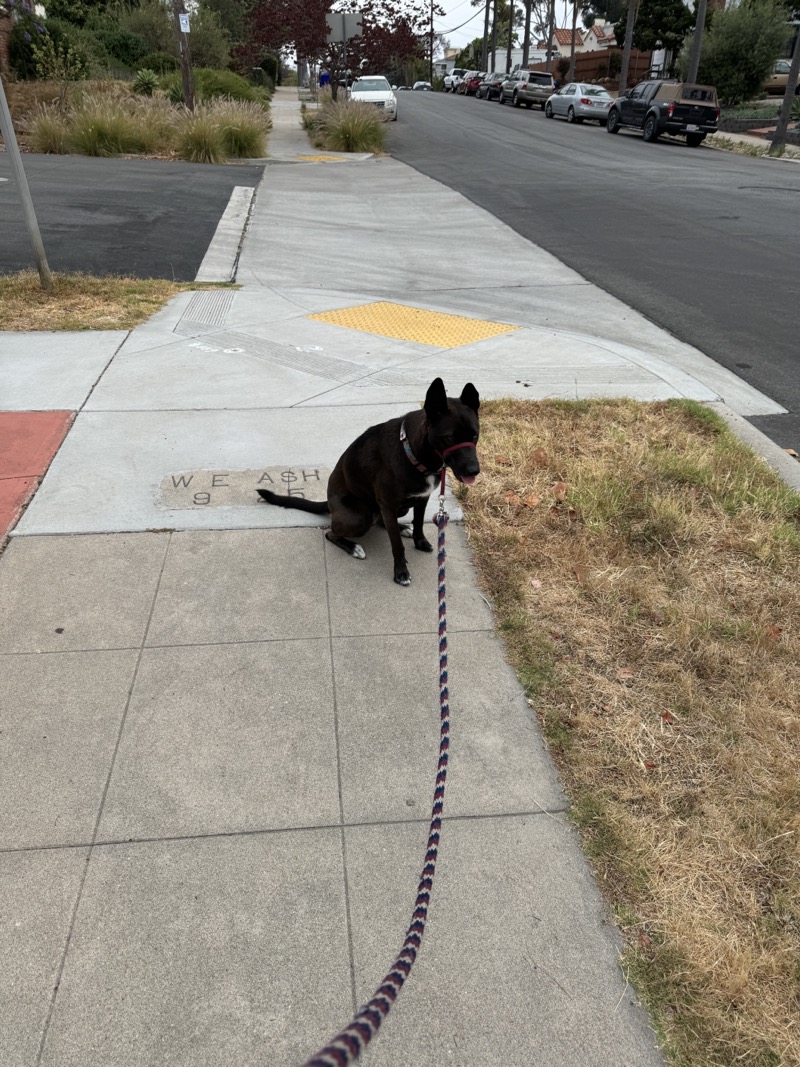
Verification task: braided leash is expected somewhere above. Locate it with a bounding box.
[301,473,451,1067]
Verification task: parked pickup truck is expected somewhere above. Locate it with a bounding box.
[606,80,719,147]
[443,68,468,93]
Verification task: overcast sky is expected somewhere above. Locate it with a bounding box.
[435,0,574,51]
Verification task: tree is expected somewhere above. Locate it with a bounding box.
[581,0,626,30]
[677,0,790,105]
[614,0,692,55]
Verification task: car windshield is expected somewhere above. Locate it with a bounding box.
[580,85,610,97]
[775,60,790,73]
[352,79,391,92]
[528,74,552,84]
[681,86,717,102]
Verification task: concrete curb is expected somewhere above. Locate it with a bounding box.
[708,402,800,491]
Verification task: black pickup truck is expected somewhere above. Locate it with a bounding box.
[606,80,719,147]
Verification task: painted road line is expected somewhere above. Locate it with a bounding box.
[195,185,256,283]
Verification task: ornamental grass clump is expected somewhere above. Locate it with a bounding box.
[28,104,70,154]
[68,99,141,156]
[173,106,226,164]
[313,99,387,153]
[211,98,270,158]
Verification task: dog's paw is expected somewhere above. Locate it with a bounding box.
[400,524,414,539]
[414,537,433,553]
[351,543,366,560]
[394,572,411,586]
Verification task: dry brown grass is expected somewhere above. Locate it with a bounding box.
[459,398,800,1067]
[0,272,236,331]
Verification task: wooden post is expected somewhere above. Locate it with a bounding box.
[172,0,195,111]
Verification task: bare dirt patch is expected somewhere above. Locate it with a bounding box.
[459,398,800,1067]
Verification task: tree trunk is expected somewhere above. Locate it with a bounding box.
[522,0,532,68]
[505,0,515,73]
[686,0,707,85]
[545,0,555,72]
[568,0,578,82]
[482,0,492,70]
[768,27,800,156]
[617,0,637,94]
[490,0,499,72]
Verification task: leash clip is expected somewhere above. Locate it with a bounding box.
[437,467,447,522]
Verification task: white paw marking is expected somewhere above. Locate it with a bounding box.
[400,524,413,539]
[352,544,366,560]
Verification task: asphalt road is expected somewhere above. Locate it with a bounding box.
[0,155,264,282]
[389,91,800,450]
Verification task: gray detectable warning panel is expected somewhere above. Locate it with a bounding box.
[159,466,331,510]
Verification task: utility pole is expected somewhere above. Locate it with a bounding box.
[0,74,52,290]
[617,0,637,94]
[482,0,492,71]
[769,25,800,156]
[686,0,708,84]
[172,0,195,110]
[430,0,434,81]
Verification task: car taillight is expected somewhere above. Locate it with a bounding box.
[667,103,675,117]
[715,107,720,120]
[580,97,591,105]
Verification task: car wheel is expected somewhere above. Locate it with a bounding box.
[540,102,546,111]
[686,133,704,147]
[606,108,620,134]
[642,113,659,141]
[567,106,576,123]
[498,92,505,104]
[545,102,554,118]
[512,91,521,108]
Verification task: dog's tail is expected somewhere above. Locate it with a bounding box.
[257,488,329,515]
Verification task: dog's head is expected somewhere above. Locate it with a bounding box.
[424,378,481,485]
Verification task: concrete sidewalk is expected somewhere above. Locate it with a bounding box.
[1,87,795,1067]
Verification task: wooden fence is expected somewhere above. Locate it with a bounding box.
[529,49,654,90]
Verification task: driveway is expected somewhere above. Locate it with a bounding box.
[0,155,264,281]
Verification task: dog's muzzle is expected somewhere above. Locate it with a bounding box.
[438,442,480,485]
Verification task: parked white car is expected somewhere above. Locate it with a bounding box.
[348,76,398,120]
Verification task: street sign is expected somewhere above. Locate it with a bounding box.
[326,11,363,43]
[179,13,190,33]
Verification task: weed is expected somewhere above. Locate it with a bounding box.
[173,107,225,163]
[312,99,387,153]
[28,104,70,154]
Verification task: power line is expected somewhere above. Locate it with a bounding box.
[438,6,485,34]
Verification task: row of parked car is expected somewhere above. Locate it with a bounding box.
[444,67,723,148]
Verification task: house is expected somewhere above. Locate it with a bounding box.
[582,19,617,52]
[551,27,585,53]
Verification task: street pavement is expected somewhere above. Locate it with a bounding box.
[2,88,798,1067]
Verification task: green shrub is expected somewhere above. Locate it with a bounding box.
[139,50,179,73]
[68,100,141,155]
[31,32,87,81]
[211,98,269,157]
[174,108,226,163]
[133,68,160,96]
[678,0,791,106]
[161,67,262,104]
[88,23,148,68]
[260,54,280,85]
[28,105,70,153]
[44,17,112,77]
[313,99,387,153]
[9,15,49,79]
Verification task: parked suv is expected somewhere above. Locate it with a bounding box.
[606,80,719,146]
[499,69,556,110]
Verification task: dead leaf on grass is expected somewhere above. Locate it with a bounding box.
[523,494,541,508]
[505,491,522,506]
[573,564,587,584]
[764,624,782,641]
[531,447,549,467]
[550,481,568,501]
[496,455,513,467]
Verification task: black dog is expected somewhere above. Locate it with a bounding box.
[257,378,480,585]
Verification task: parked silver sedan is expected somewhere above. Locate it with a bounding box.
[545,83,614,125]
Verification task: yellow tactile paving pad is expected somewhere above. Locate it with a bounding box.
[307,302,520,349]
[296,154,347,163]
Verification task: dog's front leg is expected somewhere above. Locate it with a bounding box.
[379,506,412,586]
[412,498,433,554]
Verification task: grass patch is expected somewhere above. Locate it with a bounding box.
[0,272,237,331]
[459,398,800,1067]
[707,133,800,159]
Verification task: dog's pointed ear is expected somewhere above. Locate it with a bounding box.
[424,377,448,419]
[460,382,480,412]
